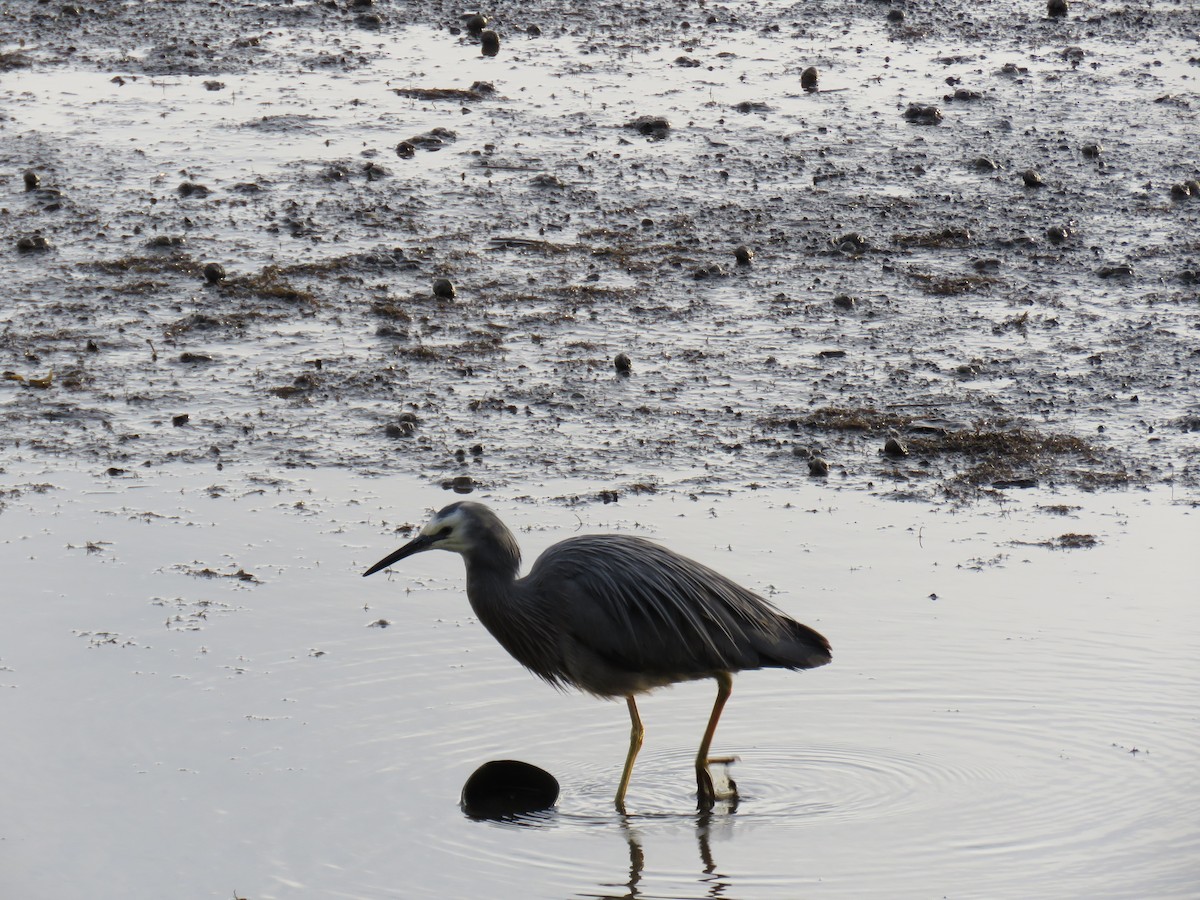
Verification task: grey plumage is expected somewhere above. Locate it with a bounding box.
[363,500,831,810]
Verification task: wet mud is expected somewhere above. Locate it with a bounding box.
[2,0,1199,501]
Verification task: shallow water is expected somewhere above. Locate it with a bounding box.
[2,466,1196,898]
[3,2,1199,896]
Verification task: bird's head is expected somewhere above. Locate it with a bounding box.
[362,502,493,576]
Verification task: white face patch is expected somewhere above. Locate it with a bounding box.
[419,506,469,552]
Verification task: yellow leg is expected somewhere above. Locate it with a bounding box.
[695,672,734,807]
[615,695,644,813]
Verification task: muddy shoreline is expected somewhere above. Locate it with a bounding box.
[2,0,1198,502]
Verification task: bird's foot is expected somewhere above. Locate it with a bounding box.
[696,756,739,809]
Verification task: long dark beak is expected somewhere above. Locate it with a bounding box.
[362,534,434,577]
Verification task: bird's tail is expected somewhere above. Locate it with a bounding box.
[756,618,832,670]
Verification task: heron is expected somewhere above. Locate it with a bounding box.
[363,501,831,811]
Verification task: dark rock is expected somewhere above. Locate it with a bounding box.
[904,103,943,125]
[16,234,51,253]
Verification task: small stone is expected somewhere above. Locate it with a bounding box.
[451,474,475,494]
[883,437,909,458]
[808,457,830,477]
[465,13,489,34]
[16,234,51,253]
[1081,143,1102,158]
[903,103,943,125]
[23,170,39,191]
[832,294,857,310]
[614,352,632,375]
[432,277,456,299]
[886,9,905,22]
[480,30,500,57]
[1046,225,1070,244]
[1021,169,1044,187]
[385,420,416,438]
[1169,182,1192,200]
[177,181,211,198]
[202,262,226,283]
[1047,0,1068,16]
[172,414,190,427]
[625,115,671,139]
[833,232,869,255]
[395,141,416,159]
[800,66,819,92]
[734,245,754,265]
[146,234,185,249]
[973,156,1001,172]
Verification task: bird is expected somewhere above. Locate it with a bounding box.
[362,501,831,812]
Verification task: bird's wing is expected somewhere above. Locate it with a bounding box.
[523,535,827,687]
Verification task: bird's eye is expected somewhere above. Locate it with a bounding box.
[437,526,453,538]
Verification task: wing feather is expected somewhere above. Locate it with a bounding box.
[520,535,829,694]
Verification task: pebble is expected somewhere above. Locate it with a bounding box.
[202,262,226,283]
[177,181,211,197]
[1021,169,1044,187]
[833,232,869,256]
[16,234,51,253]
[385,421,417,438]
[432,277,456,299]
[1046,225,1070,244]
[1048,0,1068,16]
[23,170,39,191]
[734,245,754,265]
[480,30,500,57]
[808,457,830,477]
[614,352,632,375]
[903,103,943,125]
[801,67,819,92]
[883,436,909,458]
[625,115,671,139]
[1081,142,1102,158]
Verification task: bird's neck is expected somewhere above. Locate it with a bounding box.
[463,555,518,615]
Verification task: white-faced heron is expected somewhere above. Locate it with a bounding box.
[363,501,831,811]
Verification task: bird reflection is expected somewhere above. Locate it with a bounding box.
[582,804,738,900]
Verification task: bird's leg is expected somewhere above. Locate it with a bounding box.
[615,695,644,814]
[695,672,736,809]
